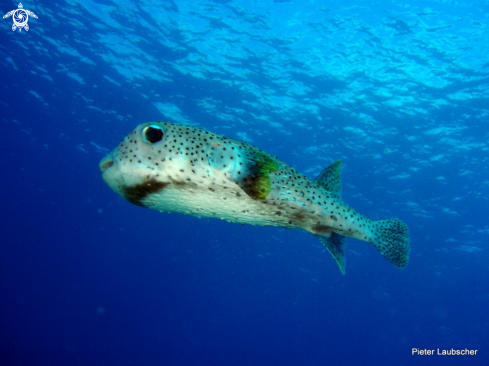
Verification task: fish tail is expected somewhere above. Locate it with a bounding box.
[370,219,410,269]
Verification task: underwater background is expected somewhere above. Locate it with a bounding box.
[1,0,488,365]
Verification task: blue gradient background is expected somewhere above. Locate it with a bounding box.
[1,1,488,365]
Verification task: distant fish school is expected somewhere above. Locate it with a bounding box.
[100,122,410,274]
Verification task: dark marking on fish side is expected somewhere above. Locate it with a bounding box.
[311,224,332,234]
[122,179,169,207]
[292,212,306,221]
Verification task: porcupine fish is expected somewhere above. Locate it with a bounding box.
[99,122,410,274]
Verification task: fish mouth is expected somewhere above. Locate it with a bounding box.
[99,154,114,172]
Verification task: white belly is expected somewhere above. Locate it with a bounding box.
[141,182,286,227]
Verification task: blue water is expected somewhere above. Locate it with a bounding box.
[1,0,488,365]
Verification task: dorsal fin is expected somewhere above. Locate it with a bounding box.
[314,160,342,198]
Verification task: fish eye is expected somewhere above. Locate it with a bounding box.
[142,125,164,144]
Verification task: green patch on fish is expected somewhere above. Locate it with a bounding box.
[100,122,410,274]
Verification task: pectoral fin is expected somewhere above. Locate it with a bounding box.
[237,149,279,200]
[207,141,279,201]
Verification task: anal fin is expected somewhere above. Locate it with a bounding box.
[316,232,346,275]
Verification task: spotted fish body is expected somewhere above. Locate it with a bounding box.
[100,122,410,274]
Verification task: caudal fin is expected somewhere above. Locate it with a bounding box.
[370,219,410,269]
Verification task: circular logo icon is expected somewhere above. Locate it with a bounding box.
[13,9,28,28]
